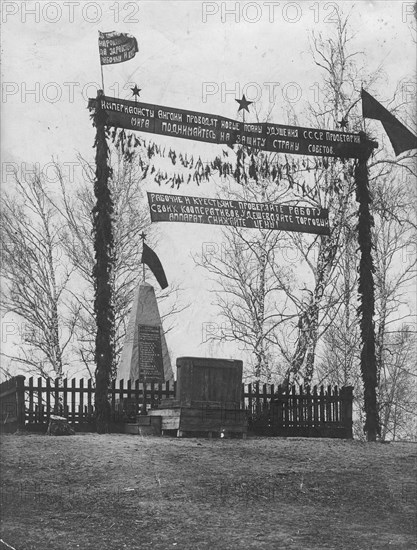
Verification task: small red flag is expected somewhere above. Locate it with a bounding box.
[98,31,138,65]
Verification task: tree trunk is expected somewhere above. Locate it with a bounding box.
[284,234,337,387]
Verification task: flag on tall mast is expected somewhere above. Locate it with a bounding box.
[98,31,139,90]
[361,89,417,156]
[141,235,169,290]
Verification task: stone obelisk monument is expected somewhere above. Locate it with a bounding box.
[117,282,174,382]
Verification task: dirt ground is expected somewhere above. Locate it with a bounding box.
[0,433,416,550]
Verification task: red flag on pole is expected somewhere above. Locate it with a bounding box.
[98,31,138,65]
[361,89,417,156]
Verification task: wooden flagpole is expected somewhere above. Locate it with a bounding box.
[98,31,105,92]
[141,232,146,283]
[100,63,105,93]
[355,143,380,441]
[91,90,115,433]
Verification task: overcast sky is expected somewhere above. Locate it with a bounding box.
[1,1,416,374]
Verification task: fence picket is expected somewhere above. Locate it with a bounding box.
[255,382,260,415]
[319,386,325,424]
[306,386,313,426]
[87,379,93,415]
[299,385,304,427]
[79,379,84,423]
[283,385,289,428]
[276,385,283,426]
[292,386,297,428]
[326,385,332,423]
[334,386,339,423]
[262,384,268,410]
[54,378,60,414]
[45,378,51,422]
[313,386,318,427]
[63,378,68,417]
[28,377,34,422]
[37,378,43,423]
[71,379,76,424]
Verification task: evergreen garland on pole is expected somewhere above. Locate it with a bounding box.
[355,144,380,441]
[91,90,115,433]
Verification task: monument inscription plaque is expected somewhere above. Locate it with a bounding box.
[138,324,164,382]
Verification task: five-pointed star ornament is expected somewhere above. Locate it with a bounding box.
[131,85,141,98]
[338,117,348,129]
[140,232,147,241]
[235,94,253,113]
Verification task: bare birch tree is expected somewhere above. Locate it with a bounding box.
[0,169,78,378]
[194,177,297,383]
[378,326,417,440]
[279,11,378,386]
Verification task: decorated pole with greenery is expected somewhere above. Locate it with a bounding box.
[91,90,115,433]
[355,144,380,441]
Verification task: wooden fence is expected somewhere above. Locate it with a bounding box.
[23,377,176,431]
[244,383,353,438]
[0,376,353,438]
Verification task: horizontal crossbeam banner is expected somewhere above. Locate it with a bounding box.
[89,95,377,159]
[148,192,330,235]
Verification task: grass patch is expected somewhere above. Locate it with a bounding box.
[1,434,416,549]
